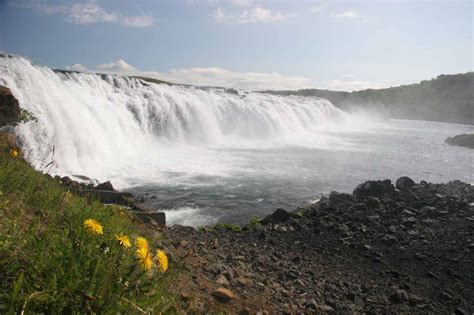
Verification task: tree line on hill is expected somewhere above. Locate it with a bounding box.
[262,72,474,125]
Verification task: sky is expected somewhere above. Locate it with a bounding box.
[0,0,472,91]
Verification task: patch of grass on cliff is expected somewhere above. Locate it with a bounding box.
[0,135,176,313]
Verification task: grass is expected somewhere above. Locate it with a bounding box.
[0,134,176,313]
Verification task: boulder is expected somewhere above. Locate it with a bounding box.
[329,191,353,204]
[133,211,166,227]
[261,208,290,225]
[0,86,21,127]
[396,176,416,190]
[353,180,394,199]
[95,181,115,191]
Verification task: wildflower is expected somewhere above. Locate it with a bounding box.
[9,148,19,158]
[136,247,153,270]
[156,249,169,273]
[135,236,149,251]
[83,219,103,235]
[115,234,131,248]
[135,236,152,270]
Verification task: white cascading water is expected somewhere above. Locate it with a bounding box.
[0,55,350,188]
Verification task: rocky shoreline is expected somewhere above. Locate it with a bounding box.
[445,134,474,149]
[163,177,474,314]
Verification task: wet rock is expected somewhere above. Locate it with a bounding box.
[133,211,166,227]
[329,191,353,204]
[396,176,416,190]
[353,179,394,199]
[261,208,290,225]
[0,86,21,127]
[211,287,235,302]
[95,181,115,191]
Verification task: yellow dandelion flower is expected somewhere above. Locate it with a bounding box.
[83,219,103,235]
[135,236,149,251]
[9,148,19,158]
[115,234,131,248]
[136,247,153,270]
[156,249,169,273]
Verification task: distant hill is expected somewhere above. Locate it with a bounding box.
[262,73,474,125]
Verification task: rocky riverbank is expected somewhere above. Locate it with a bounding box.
[163,178,474,314]
[446,134,474,149]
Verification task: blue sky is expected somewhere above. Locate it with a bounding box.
[0,0,472,91]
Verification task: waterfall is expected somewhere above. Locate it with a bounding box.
[0,55,349,187]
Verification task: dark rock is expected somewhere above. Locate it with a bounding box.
[390,289,409,304]
[417,206,440,217]
[133,211,166,227]
[225,88,239,95]
[329,191,353,204]
[396,176,416,190]
[304,299,318,309]
[261,208,290,225]
[350,203,368,211]
[95,181,115,191]
[366,196,381,209]
[454,306,469,315]
[353,180,394,199]
[445,134,474,149]
[0,86,21,127]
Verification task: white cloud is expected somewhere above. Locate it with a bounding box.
[323,79,395,92]
[311,5,325,13]
[67,2,118,25]
[66,59,395,92]
[213,5,295,24]
[96,59,137,72]
[228,0,254,7]
[330,10,364,19]
[11,0,155,27]
[121,15,155,28]
[187,0,253,7]
[66,59,314,91]
[162,67,314,90]
[65,64,88,72]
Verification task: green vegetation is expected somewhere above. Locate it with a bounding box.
[264,72,474,125]
[0,135,175,313]
[249,216,262,228]
[17,108,38,125]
